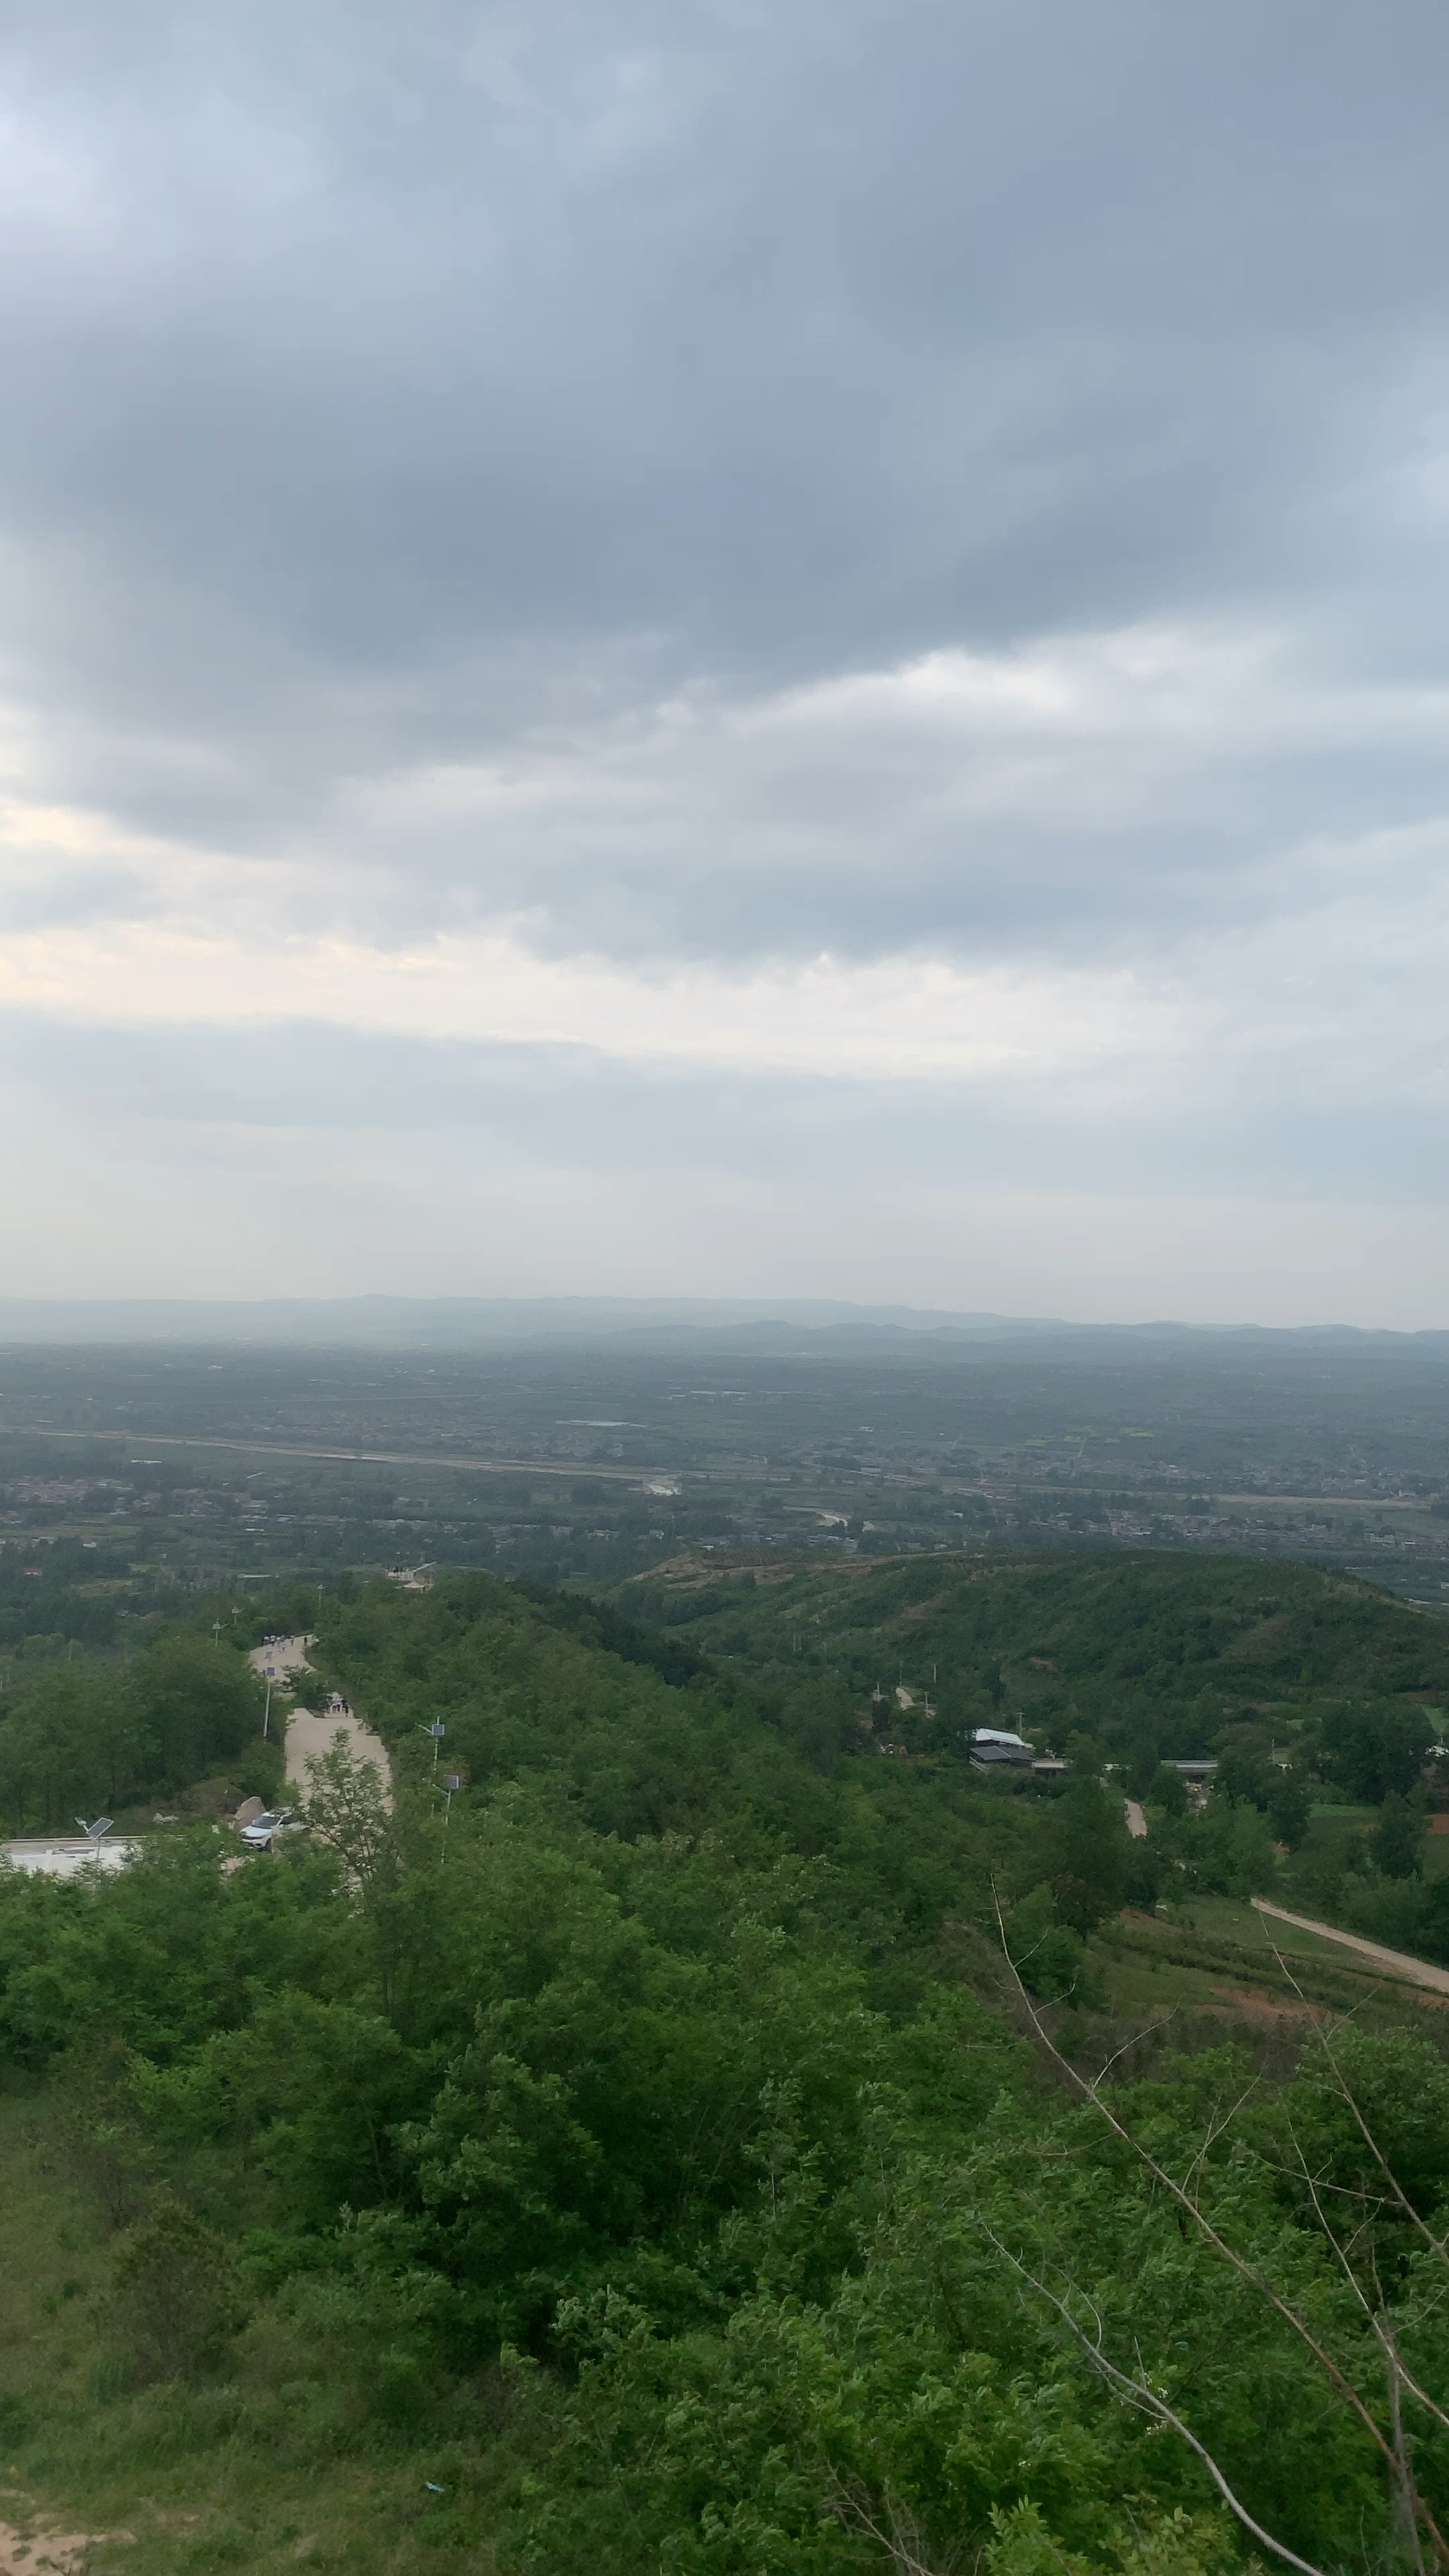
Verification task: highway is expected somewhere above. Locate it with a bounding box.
[10,1424,668,1483]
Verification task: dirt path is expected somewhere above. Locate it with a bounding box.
[0,2516,129,2572]
[247,1635,392,1798]
[1252,1897,1449,1997]
[284,1697,393,1796]
[247,1631,313,1686]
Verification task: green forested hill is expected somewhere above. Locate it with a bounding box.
[0,1568,1447,2575]
[627,1547,1449,1754]
[315,1570,1052,1973]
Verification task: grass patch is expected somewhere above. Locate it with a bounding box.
[1098,1894,1446,2019]
[0,2088,504,2576]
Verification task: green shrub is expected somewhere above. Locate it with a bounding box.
[107,2196,244,2385]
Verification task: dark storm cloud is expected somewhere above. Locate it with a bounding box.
[5,0,1449,963]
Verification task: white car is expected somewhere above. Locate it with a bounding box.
[239,1806,305,1850]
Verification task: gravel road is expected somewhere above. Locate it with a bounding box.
[1252,1896,1449,1998]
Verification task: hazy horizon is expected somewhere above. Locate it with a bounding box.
[4,4,1448,1324]
[1,1292,1448,1348]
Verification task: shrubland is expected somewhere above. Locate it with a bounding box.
[0,1563,1446,2573]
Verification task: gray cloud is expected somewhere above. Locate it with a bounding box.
[5,5,1449,892]
[4,1,1449,1312]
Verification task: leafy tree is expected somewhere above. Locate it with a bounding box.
[1320,1702,1434,1803]
[1414,1872,1449,1965]
[1267,1768,1312,1849]
[0,1666,146,1829]
[1006,1883,1091,2002]
[1146,1763,1189,1817]
[1214,1727,1275,1811]
[1369,1790,1425,1880]
[129,1630,264,1789]
[1039,1778,1130,1935]
[1175,1795,1277,1898]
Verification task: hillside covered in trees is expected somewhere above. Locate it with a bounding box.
[626,1546,1449,1741]
[0,1560,1448,2574]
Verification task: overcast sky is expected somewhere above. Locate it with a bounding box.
[3,0,1449,1322]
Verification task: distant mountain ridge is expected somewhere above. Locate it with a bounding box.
[0,1296,1445,1350]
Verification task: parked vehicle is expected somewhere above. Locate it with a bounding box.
[239,1807,303,1850]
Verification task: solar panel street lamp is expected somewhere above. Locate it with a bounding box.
[74,1817,113,1842]
[438,1770,464,1862]
[419,1720,445,1772]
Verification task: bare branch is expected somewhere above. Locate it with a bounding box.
[825,2472,951,2576]
[1303,2010,1449,2277]
[1283,2116,1378,2327]
[977,2217,1328,2576]
[1368,2314,1449,2445]
[1269,1959,1449,2440]
[1088,2012,1177,2091]
[1386,2338,1428,2576]
[989,1879,1405,2491]
[1183,2077,1262,2213]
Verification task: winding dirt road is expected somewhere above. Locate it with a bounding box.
[1251,1896,1449,1998]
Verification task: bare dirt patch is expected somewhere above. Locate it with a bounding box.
[0,2514,131,2571]
[627,1554,808,1591]
[1210,1986,1320,2025]
[625,1554,753,1590]
[1233,1612,1295,1659]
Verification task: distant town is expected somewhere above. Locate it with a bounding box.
[2,1324,1447,1632]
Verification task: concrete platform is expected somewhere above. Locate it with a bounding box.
[3,1839,139,1878]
